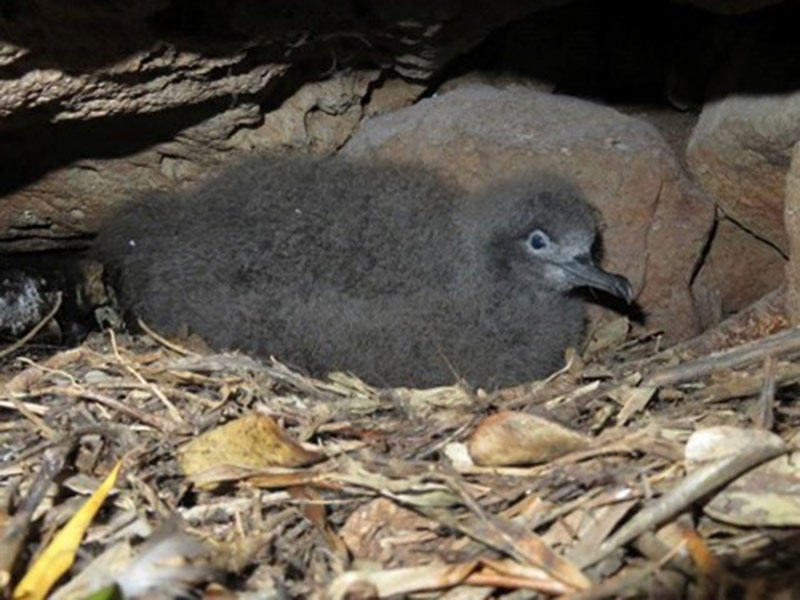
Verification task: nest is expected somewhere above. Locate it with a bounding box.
[1,289,800,599]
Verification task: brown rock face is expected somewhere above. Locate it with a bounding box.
[343,83,714,341]
[687,93,800,254]
[692,218,785,329]
[0,0,548,252]
[0,75,387,252]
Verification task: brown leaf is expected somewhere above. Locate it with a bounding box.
[468,411,590,467]
[178,413,324,482]
[339,498,439,563]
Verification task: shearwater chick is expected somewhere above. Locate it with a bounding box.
[96,156,632,389]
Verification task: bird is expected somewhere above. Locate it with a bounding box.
[95,155,633,389]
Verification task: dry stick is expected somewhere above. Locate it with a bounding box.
[524,488,606,532]
[420,505,589,592]
[749,356,776,430]
[643,327,800,388]
[18,386,171,431]
[577,438,787,569]
[0,399,48,416]
[263,360,345,404]
[701,362,800,403]
[6,395,56,440]
[16,356,79,387]
[0,292,63,360]
[108,328,185,425]
[426,473,590,591]
[621,286,788,375]
[168,352,339,399]
[137,317,197,356]
[0,445,70,586]
[569,541,689,600]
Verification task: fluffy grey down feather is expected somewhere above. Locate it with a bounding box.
[97,156,614,389]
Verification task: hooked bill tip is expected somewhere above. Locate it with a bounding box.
[558,257,634,304]
[612,274,634,304]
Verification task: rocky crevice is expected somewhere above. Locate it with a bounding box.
[1,0,799,341]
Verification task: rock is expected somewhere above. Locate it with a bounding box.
[786,143,800,324]
[0,0,551,252]
[0,75,378,251]
[229,72,380,153]
[436,71,555,96]
[692,217,786,329]
[0,0,540,124]
[687,92,800,254]
[686,12,800,253]
[364,78,427,118]
[343,83,714,341]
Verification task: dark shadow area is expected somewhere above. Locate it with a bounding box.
[0,101,230,197]
[713,527,800,595]
[0,0,381,76]
[432,0,800,106]
[574,288,646,325]
[0,0,399,195]
[690,214,719,287]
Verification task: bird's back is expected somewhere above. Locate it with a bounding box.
[98,157,463,369]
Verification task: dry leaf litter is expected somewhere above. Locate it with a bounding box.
[1,288,800,599]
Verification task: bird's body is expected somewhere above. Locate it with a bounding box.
[97,156,631,389]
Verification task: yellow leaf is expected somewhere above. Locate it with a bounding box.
[13,460,123,600]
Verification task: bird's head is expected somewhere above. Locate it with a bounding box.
[462,174,633,303]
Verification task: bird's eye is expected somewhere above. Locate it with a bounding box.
[527,230,549,251]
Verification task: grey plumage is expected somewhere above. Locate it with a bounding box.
[96,156,632,389]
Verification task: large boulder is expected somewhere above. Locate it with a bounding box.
[687,92,800,254]
[343,83,714,341]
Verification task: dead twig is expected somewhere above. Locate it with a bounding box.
[622,287,789,376]
[748,356,777,429]
[700,361,800,403]
[108,329,185,425]
[4,395,56,440]
[12,386,173,432]
[579,437,787,568]
[137,317,198,357]
[644,327,800,387]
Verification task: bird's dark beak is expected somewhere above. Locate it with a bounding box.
[560,255,634,303]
